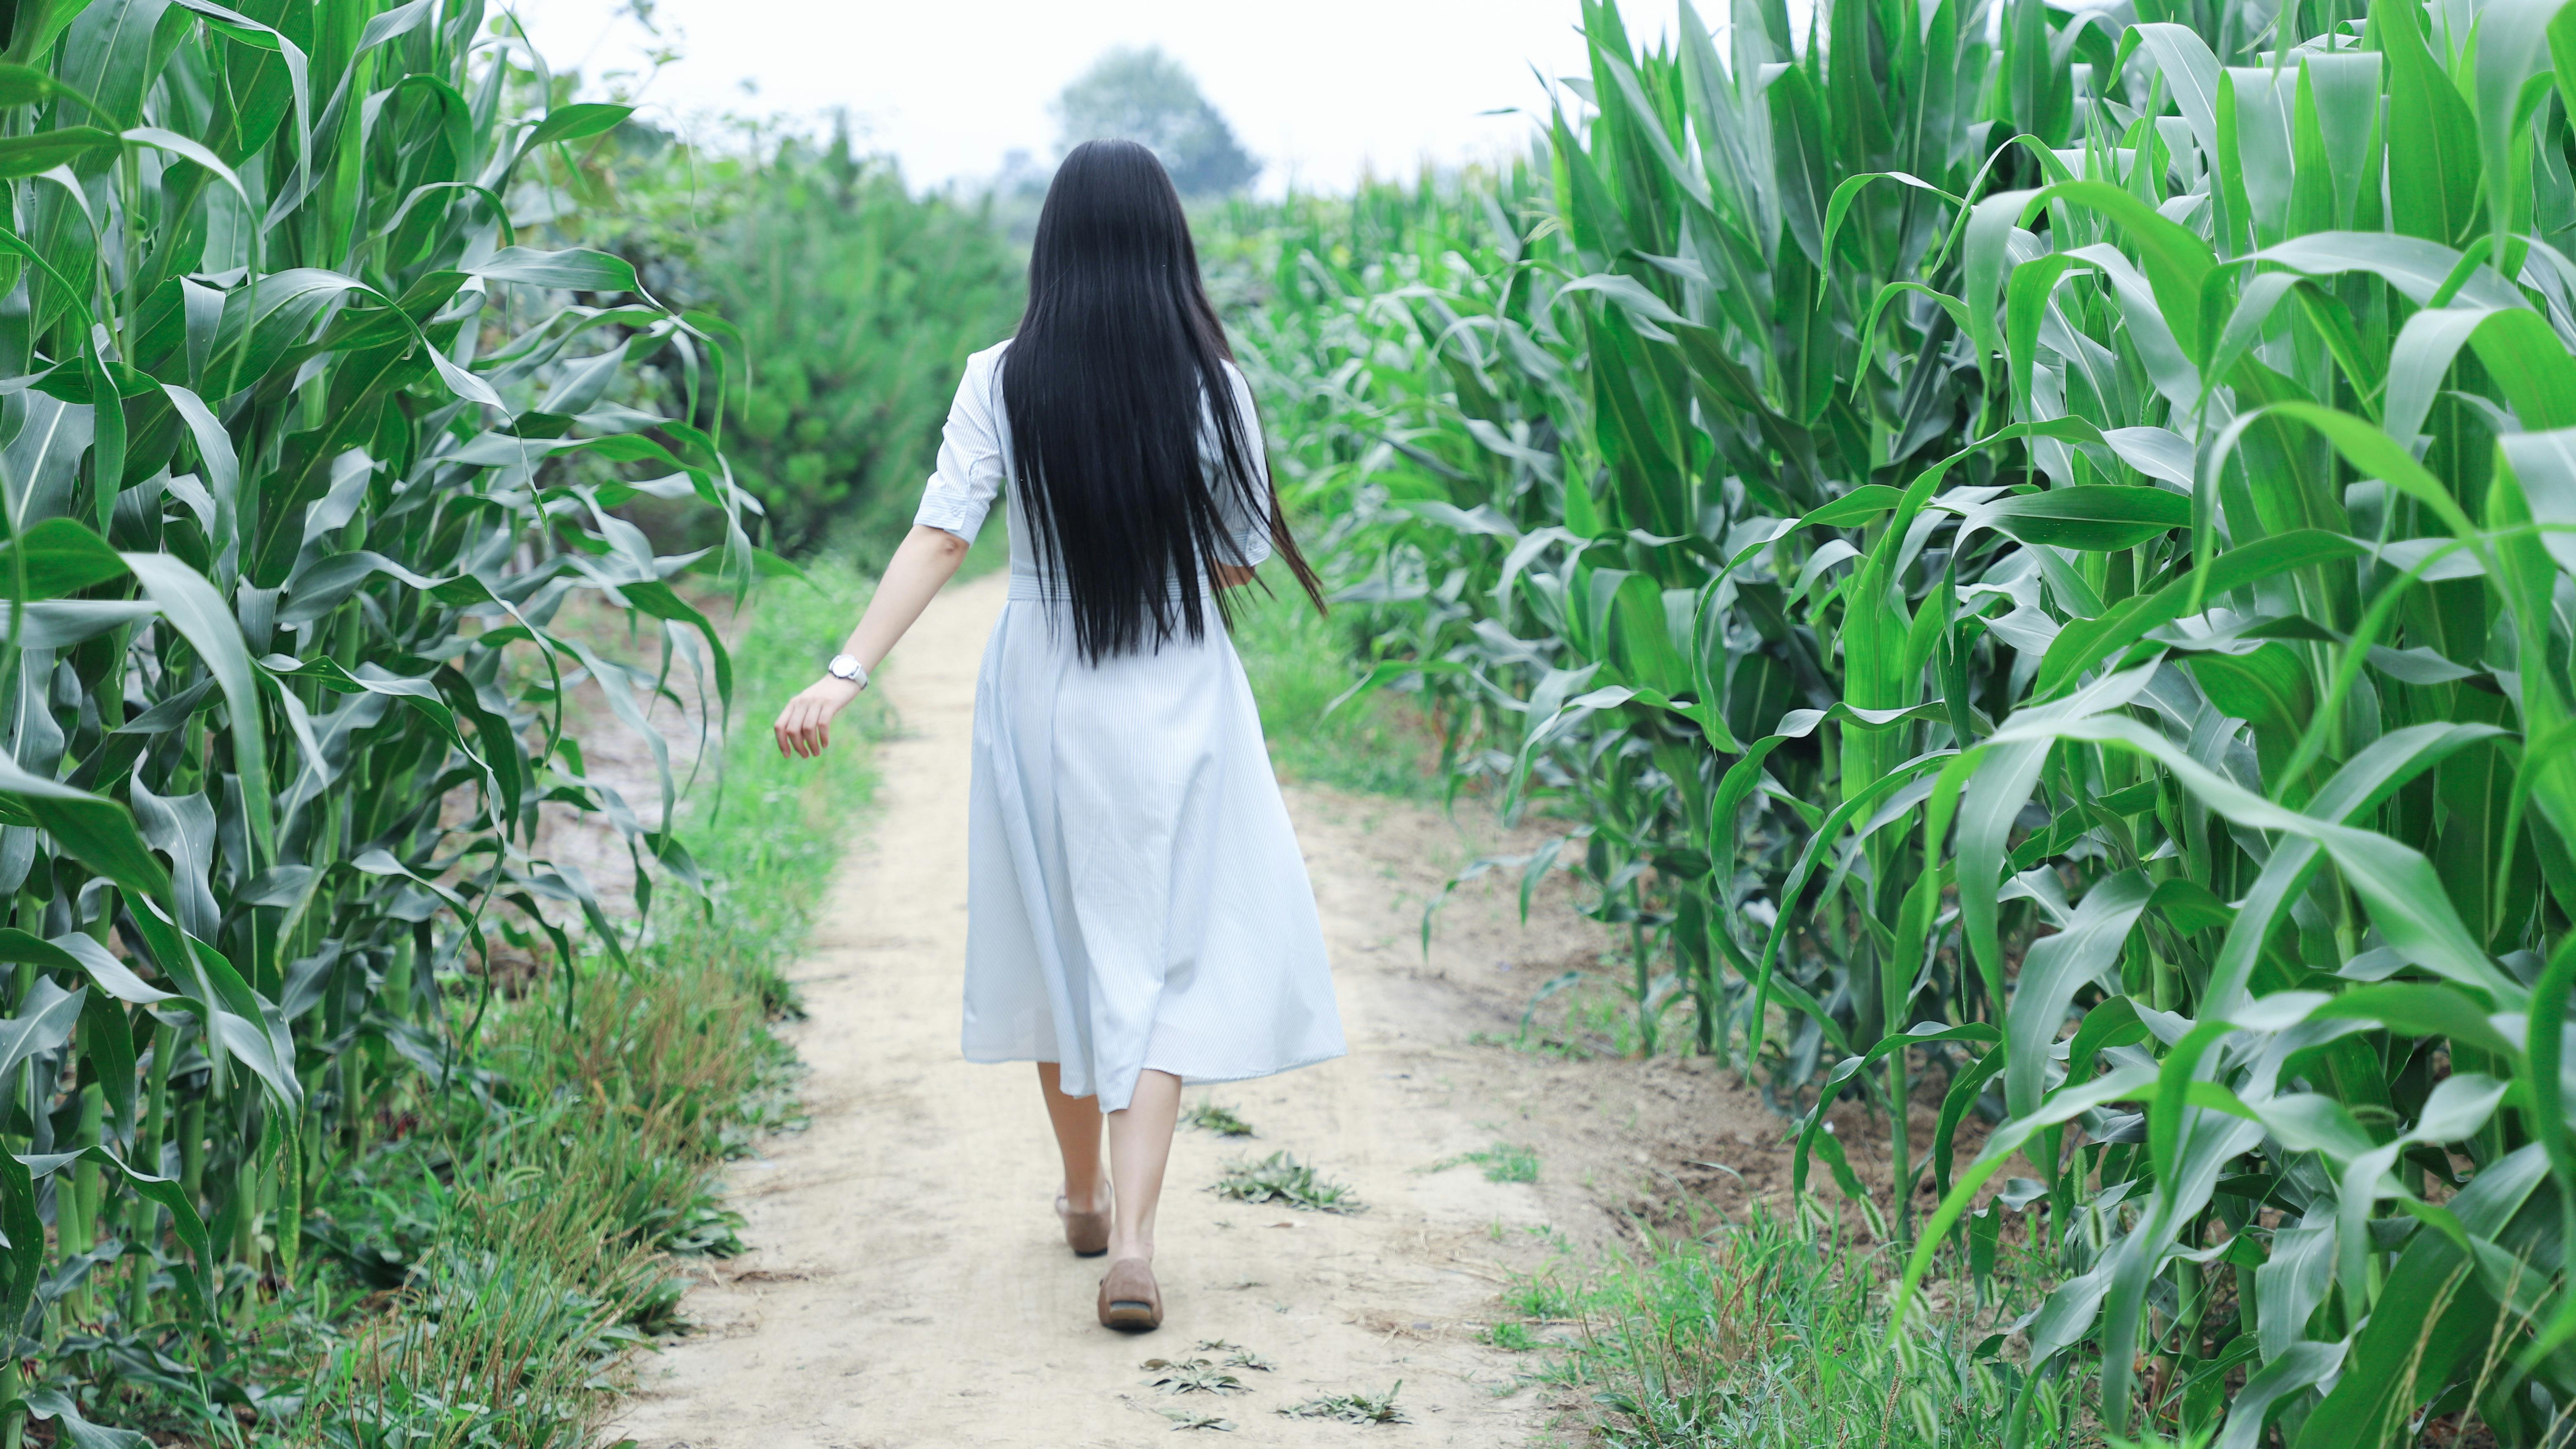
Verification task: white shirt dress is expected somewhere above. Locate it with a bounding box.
[912,341,1346,1113]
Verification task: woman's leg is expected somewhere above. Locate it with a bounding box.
[1037,1063,1109,1211]
[1104,1069,1182,1262]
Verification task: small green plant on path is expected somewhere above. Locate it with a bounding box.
[1279,1384,1408,1424]
[1182,1100,1256,1137]
[1431,1141,1541,1183]
[1502,1270,1585,1324]
[1144,1356,1250,1395]
[1211,1151,1365,1213]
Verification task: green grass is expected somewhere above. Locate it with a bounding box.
[675,558,890,928]
[1467,967,1672,1062]
[1511,1206,2093,1449]
[1210,1151,1366,1214]
[1504,1268,1589,1323]
[1228,575,1443,798]
[1434,1141,1541,1183]
[167,564,889,1447]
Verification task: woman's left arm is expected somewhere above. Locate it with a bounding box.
[772,525,972,757]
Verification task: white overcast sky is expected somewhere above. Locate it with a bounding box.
[505,0,1689,196]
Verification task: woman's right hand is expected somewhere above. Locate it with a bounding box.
[774,677,864,758]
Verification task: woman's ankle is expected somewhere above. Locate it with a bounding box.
[1063,1181,1111,1213]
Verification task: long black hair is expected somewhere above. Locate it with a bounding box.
[1001,138,1324,663]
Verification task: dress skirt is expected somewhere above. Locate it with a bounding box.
[958,587,1346,1113]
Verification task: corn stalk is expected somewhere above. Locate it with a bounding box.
[1236,0,2576,1442]
[0,0,746,1435]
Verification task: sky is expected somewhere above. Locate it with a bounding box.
[505,0,1688,196]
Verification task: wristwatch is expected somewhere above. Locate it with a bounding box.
[826,653,870,689]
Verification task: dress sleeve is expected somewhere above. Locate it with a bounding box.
[1212,363,1274,566]
[914,352,1006,544]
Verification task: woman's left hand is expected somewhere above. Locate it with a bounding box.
[774,677,864,758]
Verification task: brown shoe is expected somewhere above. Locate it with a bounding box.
[1056,1193,1110,1257]
[1096,1257,1162,1331]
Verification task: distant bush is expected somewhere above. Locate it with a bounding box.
[583,121,1025,558]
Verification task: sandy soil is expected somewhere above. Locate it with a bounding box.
[601,570,1939,1448]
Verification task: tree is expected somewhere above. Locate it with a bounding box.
[1054,47,1260,197]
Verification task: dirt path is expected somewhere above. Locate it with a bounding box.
[604,572,1589,1447]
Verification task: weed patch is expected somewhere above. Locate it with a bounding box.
[1144,1357,1252,1395]
[1513,1205,2087,1448]
[1279,1384,1408,1424]
[1182,1101,1257,1137]
[1432,1141,1540,1183]
[1211,1152,1365,1214]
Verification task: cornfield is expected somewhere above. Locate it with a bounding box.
[1235,0,2576,1442]
[0,0,747,1439]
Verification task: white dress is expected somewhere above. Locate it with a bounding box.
[912,341,1346,1113]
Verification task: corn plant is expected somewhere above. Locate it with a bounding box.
[1236,0,2576,1442]
[0,0,746,1436]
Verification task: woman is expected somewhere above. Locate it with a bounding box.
[771,140,1345,1334]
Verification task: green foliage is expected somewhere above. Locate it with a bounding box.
[261,562,880,1447]
[1230,1,2576,1443]
[1532,1206,2072,1449]
[0,0,772,1435]
[1224,573,1443,798]
[660,556,887,959]
[575,120,1023,558]
[1054,45,1258,197]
